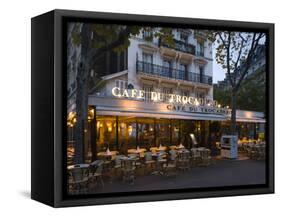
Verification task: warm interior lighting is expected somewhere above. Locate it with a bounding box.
[120,122,126,129]
[106,122,112,132]
[128,125,133,135]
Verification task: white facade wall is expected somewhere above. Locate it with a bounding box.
[125,29,214,99]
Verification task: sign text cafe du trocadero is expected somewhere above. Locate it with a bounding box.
[111,87,231,116]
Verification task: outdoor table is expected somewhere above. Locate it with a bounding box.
[176,145,185,150]
[178,149,190,153]
[169,145,177,150]
[150,147,158,153]
[97,151,119,158]
[67,163,89,170]
[128,148,146,154]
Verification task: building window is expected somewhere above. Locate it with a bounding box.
[143,30,152,40]
[198,42,204,56]
[115,80,128,92]
[118,117,137,151]
[142,53,153,73]
[143,85,153,101]
[142,52,153,63]
[180,89,190,97]
[196,91,205,99]
[179,64,188,80]
[96,116,117,152]
[199,66,205,83]
[162,87,172,102]
[163,60,172,77]
[180,32,189,44]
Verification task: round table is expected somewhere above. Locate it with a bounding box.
[67,163,89,170]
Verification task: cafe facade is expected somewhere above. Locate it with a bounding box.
[67,28,265,162]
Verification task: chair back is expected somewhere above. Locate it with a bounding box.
[94,162,103,175]
[144,152,153,161]
[178,151,189,161]
[69,166,88,182]
[90,160,102,174]
[121,159,135,170]
[114,155,124,166]
[169,150,178,161]
[128,153,138,159]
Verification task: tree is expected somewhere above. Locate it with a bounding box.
[209,31,266,134]
[214,68,266,113]
[69,24,174,163]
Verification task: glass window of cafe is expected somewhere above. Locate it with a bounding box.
[94,115,213,152]
[67,112,266,161]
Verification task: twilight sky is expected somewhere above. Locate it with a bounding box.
[212,59,226,84]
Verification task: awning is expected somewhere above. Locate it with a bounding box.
[96,106,227,121]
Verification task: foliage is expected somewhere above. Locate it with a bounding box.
[69,23,175,163]
[214,69,266,112]
[207,30,266,133]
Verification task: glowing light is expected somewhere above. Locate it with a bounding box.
[128,125,133,135]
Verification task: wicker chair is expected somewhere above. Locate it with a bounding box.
[200,149,211,166]
[113,155,124,180]
[68,166,89,194]
[91,162,104,188]
[163,150,178,177]
[144,152,156,174]
[258,146,266,160]
[191,148,201,167]
[177,151,190,171]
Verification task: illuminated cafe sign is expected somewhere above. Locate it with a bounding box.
[167,104,230,115]
[112,87,222,107]
[111,87,230,115]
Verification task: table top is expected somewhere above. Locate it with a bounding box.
[67,164,89,170]
[97,151,119,156]
[128,148,146,154]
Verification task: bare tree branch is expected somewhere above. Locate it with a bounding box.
[235,33,264,90]
[226,31,234,88]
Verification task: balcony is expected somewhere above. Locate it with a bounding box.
[136,61,212,85]
[160,39,196,55]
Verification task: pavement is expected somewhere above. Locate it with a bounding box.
[84,158,266,194]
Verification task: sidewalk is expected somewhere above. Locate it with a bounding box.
[88,158,266,194]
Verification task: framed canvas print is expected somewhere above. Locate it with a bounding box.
[31,9,274,207]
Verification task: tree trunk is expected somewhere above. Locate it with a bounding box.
[73,24,92,164]
[230,89,237,135]
[74,60,89,164]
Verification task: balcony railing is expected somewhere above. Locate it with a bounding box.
[196,50,205,57]
[136,61,212,85]
[160,39,196,55]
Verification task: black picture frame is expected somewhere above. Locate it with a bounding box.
[31,9,274,207]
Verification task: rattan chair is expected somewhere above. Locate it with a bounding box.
[121,159,136,184]
[68,165,89,194]
[177,151,190,171]
[144,152,156,174]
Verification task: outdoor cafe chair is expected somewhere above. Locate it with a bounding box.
[177,151,190,171]
[144,152,156,174]
[121,158,136,184]
[191,148,202,167]
[91,161,104,188]
[68,165,89,194]
[200,149,212,167]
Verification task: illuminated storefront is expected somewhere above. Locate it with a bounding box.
[67,87,265,164]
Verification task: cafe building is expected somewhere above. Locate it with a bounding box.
[67,27,265,162]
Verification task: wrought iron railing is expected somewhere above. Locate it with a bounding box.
[136,61,212,85]
[160,39,196,55]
